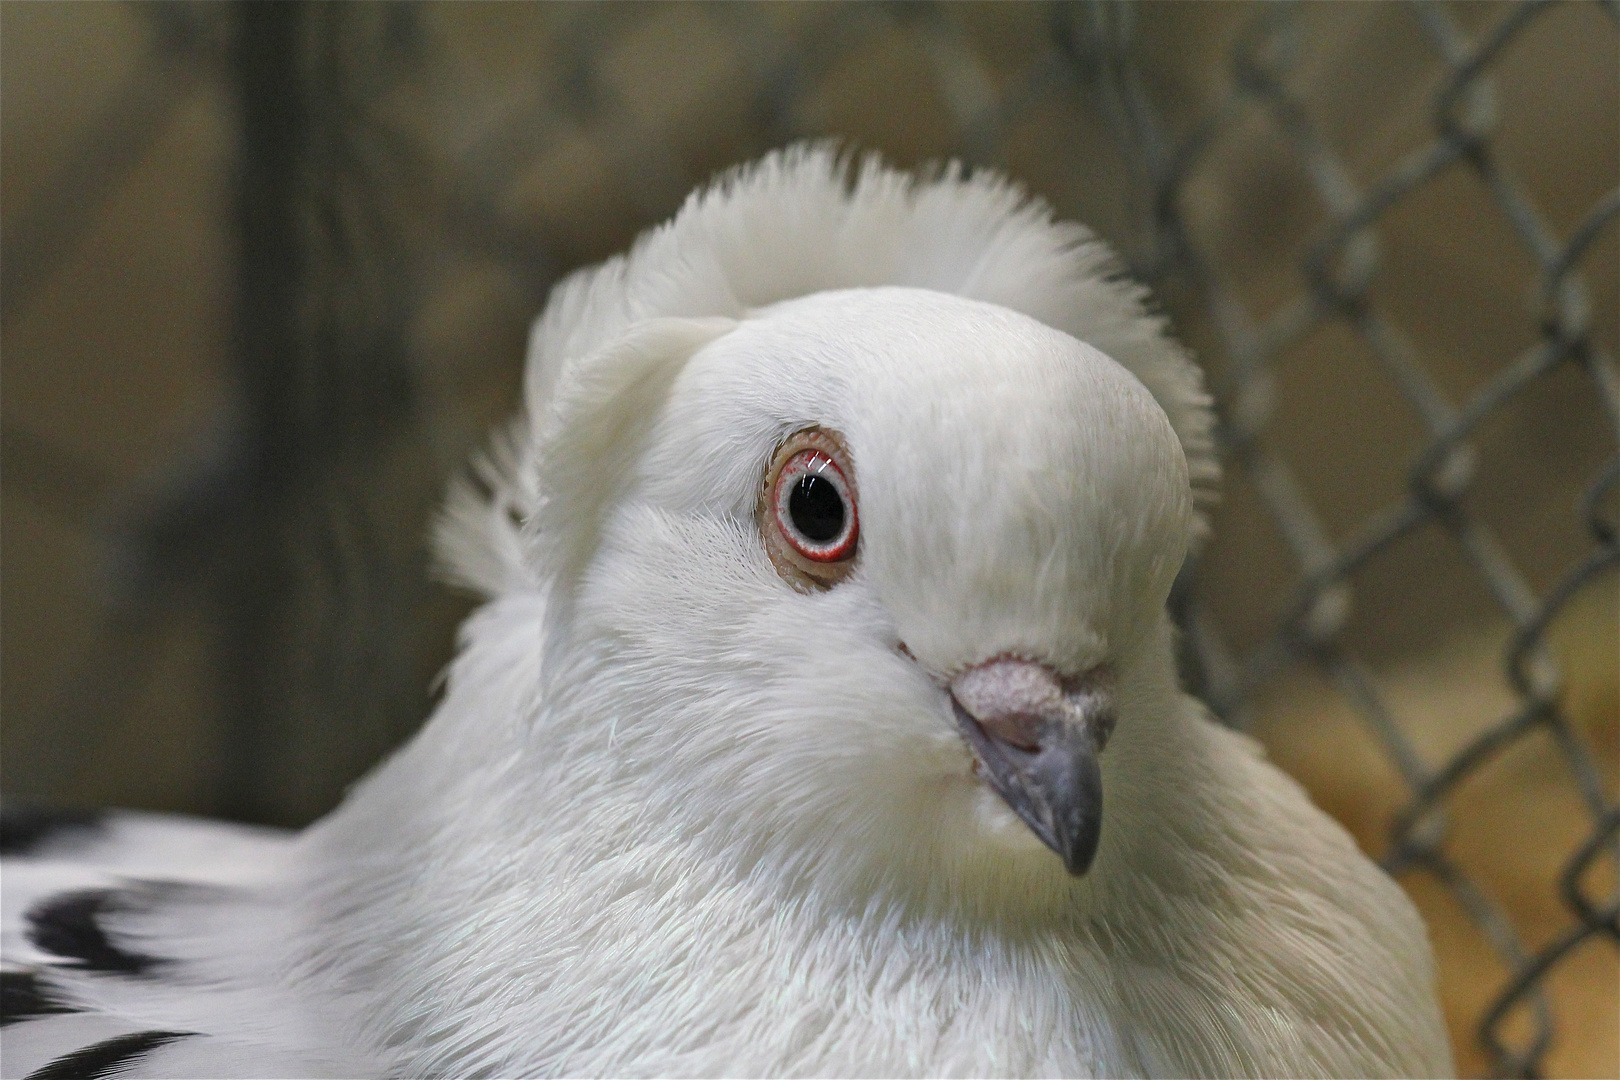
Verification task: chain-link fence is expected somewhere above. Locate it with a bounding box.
[2,3,1614,1076]
[1064,4,1618,1076]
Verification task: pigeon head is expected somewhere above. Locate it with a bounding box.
[522,284,1192,908]
[432,147,1215,915]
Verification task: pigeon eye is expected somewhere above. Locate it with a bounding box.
[775,451,855,559]
[760,430,859,590]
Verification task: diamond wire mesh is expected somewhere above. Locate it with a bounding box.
[2,2,1614,1076]
[1060,3,1618,1074]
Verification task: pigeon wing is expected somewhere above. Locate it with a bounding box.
[1,810,373,1079]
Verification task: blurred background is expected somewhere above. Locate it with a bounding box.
[1,3,1614,1076]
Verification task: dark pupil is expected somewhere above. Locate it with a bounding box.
[789,474,845,543]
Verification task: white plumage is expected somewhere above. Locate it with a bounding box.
[1,146,1451,1079]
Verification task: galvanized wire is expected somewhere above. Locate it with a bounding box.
[1063,2,1618,1074]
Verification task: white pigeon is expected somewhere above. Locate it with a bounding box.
[1,146,1453,1079]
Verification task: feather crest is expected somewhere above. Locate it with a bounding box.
[439,143,1218,598]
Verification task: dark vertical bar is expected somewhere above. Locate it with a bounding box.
[220,2,308,822]
[233,4,306,473]
[218,3,434,825]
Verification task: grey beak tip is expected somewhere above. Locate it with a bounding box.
[952,696,1106,877]
[1056,784,1103,876]
[1040,739,1103,876]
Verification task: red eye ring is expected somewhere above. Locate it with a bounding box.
[772,449,858,563]
[758,428,860,592]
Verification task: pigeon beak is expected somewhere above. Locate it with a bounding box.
[950,659,1114,876]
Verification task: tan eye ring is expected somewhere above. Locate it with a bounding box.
[759,428,859,591]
